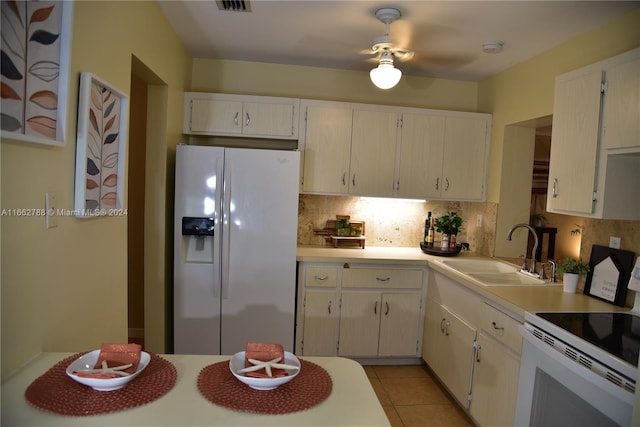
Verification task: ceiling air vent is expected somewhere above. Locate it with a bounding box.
[216,1,251,12]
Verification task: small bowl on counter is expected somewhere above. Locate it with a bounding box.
[229,351,300,390]
[66,349,151,391]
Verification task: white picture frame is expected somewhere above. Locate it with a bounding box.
[0,1,73,146]
[74,72,129,218]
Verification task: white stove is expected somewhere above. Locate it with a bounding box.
[515,259,640,426]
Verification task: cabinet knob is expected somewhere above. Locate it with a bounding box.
[245,112,251,126]
[376,277,391,282]
[328,300,332,314]
[552,178,558,198]
[385,301,390,315]
[435,177,440,190]
[314,275,328,281]
[234,112,239,126]
[492,321,505,331]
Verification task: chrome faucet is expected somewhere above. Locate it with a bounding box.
[506,223,539,277]
[547,259,557,283]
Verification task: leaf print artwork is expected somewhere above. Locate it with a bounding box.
[0,1,63,138]
[83,80,122,212]
[74,72,129,218]
[0,1,71,146]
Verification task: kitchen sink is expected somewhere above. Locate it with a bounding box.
[466,272,549,286]
[440,259,518,273]
[439,258,560,287]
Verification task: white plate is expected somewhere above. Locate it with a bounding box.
[229,351,300,391]
[66,350,150,391]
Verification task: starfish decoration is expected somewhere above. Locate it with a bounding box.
[75,360,134,377]
[237,356,299,377]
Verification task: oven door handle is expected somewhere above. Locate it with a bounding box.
[519,324,634,406]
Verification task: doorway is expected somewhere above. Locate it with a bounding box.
[127,56,169,352]
[127,71,147,346]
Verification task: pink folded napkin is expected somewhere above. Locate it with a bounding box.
[74,343,142,378]
[244,342,288,378]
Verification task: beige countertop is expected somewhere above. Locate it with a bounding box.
[1,353,389,427]
[297,245,629,319]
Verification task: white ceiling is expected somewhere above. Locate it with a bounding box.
[159,1,640,81]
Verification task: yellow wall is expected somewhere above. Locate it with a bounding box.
[191,59,479,112]
[0,1,190,379]
[480,9,640,257]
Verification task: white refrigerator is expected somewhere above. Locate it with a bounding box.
[173,145,300,355]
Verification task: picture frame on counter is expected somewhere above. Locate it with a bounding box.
[0,1,73,146]
[73,72,129,218]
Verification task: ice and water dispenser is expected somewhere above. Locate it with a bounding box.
[181,217,215,263]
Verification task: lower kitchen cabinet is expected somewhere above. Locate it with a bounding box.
[422,271,523,426]
[422,297,475,409]
[470,331,520,427]
[338,292,422,357]
[301,290,339,356]
[296,262,426,359]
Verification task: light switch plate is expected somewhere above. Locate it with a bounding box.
[609,236,621,249]
[45,192,57,229]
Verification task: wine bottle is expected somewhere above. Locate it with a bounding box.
[425,212,433,245]
[427,212,435,248]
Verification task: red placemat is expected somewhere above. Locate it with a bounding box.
[25,352,177,416]
[198,359,332,414]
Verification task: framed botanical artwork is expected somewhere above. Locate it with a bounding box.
[0,1,73,146]
[74,72,129,218]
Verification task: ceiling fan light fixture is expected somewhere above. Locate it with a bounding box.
[370,50,402,89]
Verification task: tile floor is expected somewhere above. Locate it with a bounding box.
[364,364,474,427]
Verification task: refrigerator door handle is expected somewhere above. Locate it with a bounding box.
[221,158,232,300]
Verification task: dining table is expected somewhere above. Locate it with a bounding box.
[1,352,391,426]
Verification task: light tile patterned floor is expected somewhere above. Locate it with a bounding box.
[364,365,474,427]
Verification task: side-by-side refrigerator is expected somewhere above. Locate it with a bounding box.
[174,144,300,354]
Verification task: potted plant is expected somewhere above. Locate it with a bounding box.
[557,257,590,293]
[434,211,463,249]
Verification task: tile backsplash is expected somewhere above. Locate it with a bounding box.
[297,194,498,256]
[297,194,640,263]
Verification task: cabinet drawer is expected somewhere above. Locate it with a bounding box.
[478,303,522,354]
[342,268,423,289]
[304,266,338,287]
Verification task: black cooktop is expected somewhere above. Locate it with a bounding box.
[538,312,640,367]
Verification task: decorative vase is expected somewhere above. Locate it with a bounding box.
[441,234,450,250]
[563,273,580,293]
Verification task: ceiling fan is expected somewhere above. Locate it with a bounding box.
[367,8,412,89]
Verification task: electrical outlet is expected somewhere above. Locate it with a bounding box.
[476,214,483,227]
[609,236,621,249]
[45,192,58,229]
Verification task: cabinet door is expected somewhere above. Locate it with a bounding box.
[602,56,640,150]
[397,113,445,198]
[442,117,488,200]
[338,292,381,357]
[470,332,520,427]
[189,99,242,134]
[349,109,398,196]
[547,70,602,214]
[378,293,421,357]
[301,104,353,193]
[242,102,295,138]
[302,291,339,356]
[422,298,475,409]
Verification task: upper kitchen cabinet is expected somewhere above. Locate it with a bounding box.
[349,108,398,197]
[300,99,491,200]
[184,93,300,139]
[601,53,640,150]
[397,112,491,200]
[547,48,640,219]
[300,100,398,197]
